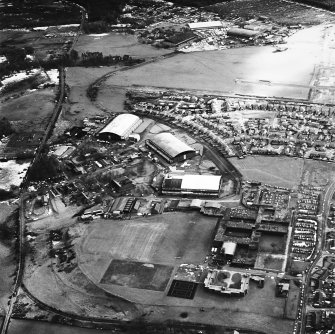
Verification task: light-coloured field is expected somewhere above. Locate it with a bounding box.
[0,160,30,191]
[102,25,325,100]
[75,32,172,59]
[229,156,304,189]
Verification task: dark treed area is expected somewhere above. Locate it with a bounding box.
[0,0,81,29]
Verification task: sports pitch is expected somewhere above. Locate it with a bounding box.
[77,212,217,291]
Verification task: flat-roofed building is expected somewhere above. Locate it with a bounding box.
[146,132,197,163]
[98,113,142,141]
[188,21,223,30]
[204,269,250,296]
[162,173,222,197]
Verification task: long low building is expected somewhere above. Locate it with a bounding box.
[162,173,222,197]
[98,113,142,141]
[146,132,197,163]
[227,27,259,38]
[188,21,223,30]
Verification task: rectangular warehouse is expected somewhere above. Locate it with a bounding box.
[162,173,222,197]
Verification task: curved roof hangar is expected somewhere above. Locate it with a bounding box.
[99,114,141,139]
[152,132,195,159]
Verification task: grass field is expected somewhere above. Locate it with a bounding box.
[101,25,325,100]
[285,280,300,320]
[78,212,217,281]
[255,253,285,271]
[101,260,173,291]
[301,159,335,187]
[0,89,54,123]
[229,156,304,188]
[75,32,172,59]
[53,66,117,133]
[258,233,286,254]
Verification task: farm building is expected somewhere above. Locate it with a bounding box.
[188,21,223,30]
[98,114,142,141]
[162,173,222,197]
[146,132,197,163]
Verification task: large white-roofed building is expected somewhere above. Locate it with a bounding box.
[162,173,222,197]
[98,113,142,141]
[146,132,197,163]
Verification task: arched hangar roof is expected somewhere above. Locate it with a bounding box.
[99,114,141,138]
[151,132,195,159]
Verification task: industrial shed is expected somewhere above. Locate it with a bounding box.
[146,132,197,163]
[227,27,259,38]
[98,114,142,141]
[162,173,222,197]
[188,21,223,30]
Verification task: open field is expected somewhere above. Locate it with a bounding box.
[78,212,217,275]
[101,25,326,100]
[284,280,300,320]
[1,88,55,123]
[75,32,172,59]
[0,27,78,60]
[74,212,292,333]
[258,233,286,254]
[255,253,285,271]
[301,159,335,187]
[208,0,335,25]
[96,86,128,114]
[101,260,173,291]
[229,156,304,188]
[59,66,120,129]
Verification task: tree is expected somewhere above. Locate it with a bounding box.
[0,117,15,137]
[69,49,79,62]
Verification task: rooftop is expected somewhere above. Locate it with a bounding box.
[149,132,195,159]
[99,114,141,138]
